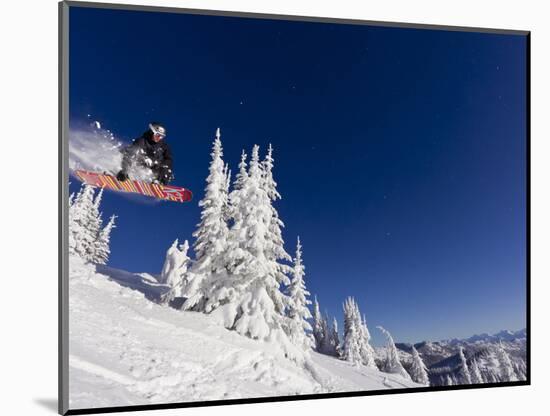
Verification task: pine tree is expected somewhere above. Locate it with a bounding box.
[377,326,411,380]
[513,357,527,381]
[68,189,78,256]
[410,345,430,385]
[69,183,117,266]
[92,188,104,213]
[484,366,499,383]
[339,298,376,366]
[286,237,314,350]
[312,296,326,351]
[69,184,91,258]
[457,347,472,384]
[221,163,232,222]
[321,313,331,352]
[183,129,229,310]
[88,188,106,263]
[159,239,191,303]
[193,145,295,356]
[496,343,517,382]
[69,184,102,262]
[190,149,251,315]
[470,357,484,384]
[359,313,377,368]
[94,214,116,265]
[262,144,292,264]
[194,149,249,308]
[261,144,292,317]
[327,317,341,357]
[342,297,363,365]
[230,150,249,211]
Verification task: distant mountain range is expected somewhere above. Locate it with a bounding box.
[441,328,526,345]
[383,328,527,386]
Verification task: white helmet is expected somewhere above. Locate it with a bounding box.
[149,122,166,137]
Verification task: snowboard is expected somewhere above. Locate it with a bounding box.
[74,170,193,203]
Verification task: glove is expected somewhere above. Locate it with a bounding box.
[116,170,129,181]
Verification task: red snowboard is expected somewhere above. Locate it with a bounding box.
[74,170,193,203]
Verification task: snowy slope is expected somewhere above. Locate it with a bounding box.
[68,258,420,410]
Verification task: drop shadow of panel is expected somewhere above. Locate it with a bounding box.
[34,398,58,413]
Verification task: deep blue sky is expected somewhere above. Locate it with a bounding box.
[69,7,527,345]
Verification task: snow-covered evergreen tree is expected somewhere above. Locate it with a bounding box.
[340,298,376,366]
[321,313,331,352]
[513,357,527,381]
[92,187,104,213]
[87,188,107,262]
[69,184,93,259]
[187,145,298,358]
[327,317,341,358]
[358,313,377,368]
[496,343,517,382]
[342,298,363,365]
[262,144,292,263]
[228,150,249,220]
[68,188,79,256]
[69,184,102,262]
[377,326,411,380]
[221,163,232,222]
[94,214,116,265]
[197,149,251,309]
[261,144,292,317]
[159,239,190,303]
[470,357,484,384]
[286,236,314,350]
[312,296,326,352]
[183,129,229,310]
[484,366,499,383]
[69,183,117,265]
[457,347,472,384]
[410,345,430,385]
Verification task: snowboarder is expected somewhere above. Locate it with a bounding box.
[116,122,174,185]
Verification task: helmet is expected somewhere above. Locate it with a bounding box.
[149,122,166,137]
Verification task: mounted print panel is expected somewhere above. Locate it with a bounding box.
[59,1,529,414]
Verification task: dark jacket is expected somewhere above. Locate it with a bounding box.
[121,131,174,184]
